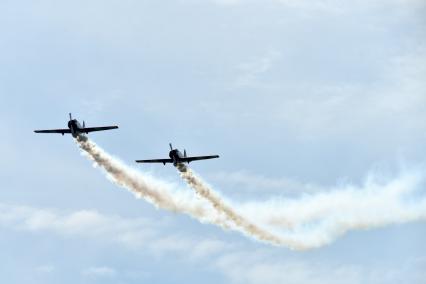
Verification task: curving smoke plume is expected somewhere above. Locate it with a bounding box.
[177,164,426,248]
[177,164,286,246]
[76,136,426,249]
[75,136,299,247]
[75,135,230,228]
[239,169,426,247]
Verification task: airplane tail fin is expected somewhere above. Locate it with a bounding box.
[184,149,187,157]
[83,121,86,128]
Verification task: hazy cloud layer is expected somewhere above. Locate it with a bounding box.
[1,202,424,283]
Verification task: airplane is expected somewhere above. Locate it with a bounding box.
[34,113,118,138]
[136,143,219,166]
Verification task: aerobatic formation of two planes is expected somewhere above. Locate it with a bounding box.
[34,113,220,167]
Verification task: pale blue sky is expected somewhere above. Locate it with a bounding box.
[0,0,425,283]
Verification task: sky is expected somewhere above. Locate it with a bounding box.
[0,0,426,283]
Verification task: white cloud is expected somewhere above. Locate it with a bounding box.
[292,47,426,137]
[207,170,321,194]
[35,264,55,274]
[234,50,282,88]
[0,203,154,247]
[148,234,230,261]
[275,0,345,13]
[0,203,425,283]
[80,91,123,119]
[228,47,426,143]
[0,203,231,261]
[189,239,230,260]
[214,250,426,284]
[206,0,426,12]
[212,0,243,5]
[82,266,117,278]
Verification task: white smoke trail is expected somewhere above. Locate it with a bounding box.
[75,136,231,228]
[179,165,426,248]
[241,169,426,242]
[76,136,305,248]
[76,136,292,244]
[76,135,426,249]
[177,164,287,246]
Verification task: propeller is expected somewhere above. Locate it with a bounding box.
[69,113,72,120]
[169,143,173,150]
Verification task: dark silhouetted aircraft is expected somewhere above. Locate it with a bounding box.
[34,113,118,138]
[136,143,219,166]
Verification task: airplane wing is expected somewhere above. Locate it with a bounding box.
[135,159,173,165]
[180,155,220,163]
[81,126,118,133]
[34,129,71,134]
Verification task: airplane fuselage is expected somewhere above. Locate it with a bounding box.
[67,119,84,138]
[169,149,184,166]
